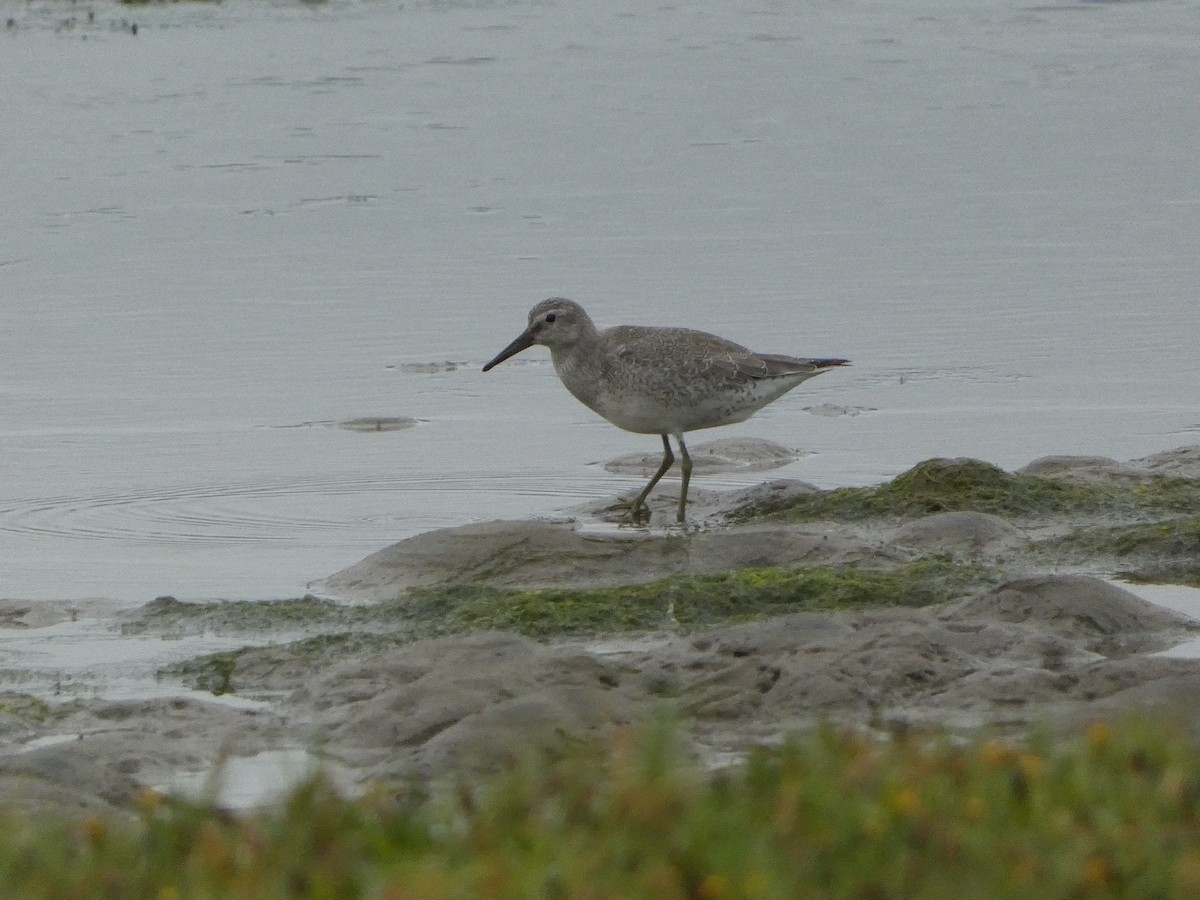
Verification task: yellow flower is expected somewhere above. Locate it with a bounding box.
[742,870,771,898]
[965,795,986,822]
[1174,852,1200,893]
[1087,721,1113,751]
[1018,753,1046,778]
[890,787,922,817]
[862,810,885,840]
[1162,770,1187,805]
[697,873,731,899]
[137,786,166,815]
[1081,855,1112,890]
[82,815,106,846]
[1012,856,1038,885]
[198,820,229,871]
[980,741,1017,768]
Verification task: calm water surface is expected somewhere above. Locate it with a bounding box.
[2,0,1198,602]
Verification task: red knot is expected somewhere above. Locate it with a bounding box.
[483,298,848,524]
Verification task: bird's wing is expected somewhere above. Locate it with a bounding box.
[606,326,847,383]
[606,326,755,379]
[711,352,850,383]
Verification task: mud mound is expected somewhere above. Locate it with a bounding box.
[940,575,1198,652]
[313,519,884,599]
[892,511,1029,557]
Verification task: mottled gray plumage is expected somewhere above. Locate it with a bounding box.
[483,298,848,524]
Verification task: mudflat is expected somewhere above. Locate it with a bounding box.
[3,445,1200,814]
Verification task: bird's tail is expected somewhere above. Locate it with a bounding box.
[807,358,850,371]
[757,354,850,376]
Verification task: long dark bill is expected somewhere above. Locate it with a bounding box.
[482,329,536,372]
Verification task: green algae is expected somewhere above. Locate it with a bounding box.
[171,561,998,693]
[153,558,996,677]
[1120,568,1200,588]
[0,692,54,723]
[122,595,355,636]
[407,559,998,639]
[736,458,1200,523]
[1053,517,1200,557]
[194,653,237,696]
[173,632,409,695]
[1045,517,1200,586]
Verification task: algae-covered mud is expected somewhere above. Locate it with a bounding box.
[3,447,1200,814]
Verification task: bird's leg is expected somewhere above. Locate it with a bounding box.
[628,434,674,522]
[676,434,692,525]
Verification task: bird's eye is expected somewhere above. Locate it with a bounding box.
[544,313,557,323]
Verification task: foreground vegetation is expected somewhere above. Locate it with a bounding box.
[6,718,1200,898]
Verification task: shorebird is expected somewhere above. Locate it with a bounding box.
[482,298,848,524]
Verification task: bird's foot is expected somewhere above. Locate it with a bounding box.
[599,496,652,525]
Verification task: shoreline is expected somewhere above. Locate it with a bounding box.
[2,443,1200,814]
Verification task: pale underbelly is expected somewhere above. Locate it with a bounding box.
[590,395,761,436]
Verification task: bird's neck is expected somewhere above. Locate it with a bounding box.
[550,334,602,412]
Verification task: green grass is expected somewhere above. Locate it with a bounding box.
[5,718,1200,898]
[737,458,1200,523]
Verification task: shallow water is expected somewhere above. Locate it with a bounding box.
[1140,583,1200,661]
[3,0,1198,602]
[159,748,358,810]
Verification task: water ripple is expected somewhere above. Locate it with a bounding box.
[0,474,626,546]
